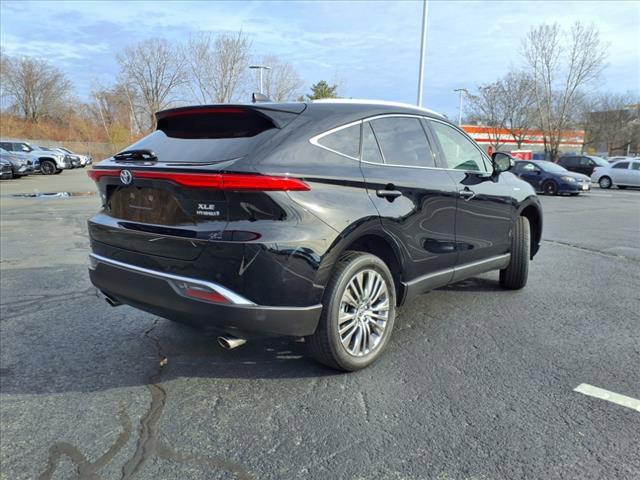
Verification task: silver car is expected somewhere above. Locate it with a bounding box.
[56,147,92,167]
[591,159,640,189]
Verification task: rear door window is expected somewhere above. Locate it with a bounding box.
[369,117,435,168]
[316,123,361,159]
[631,162,640,170]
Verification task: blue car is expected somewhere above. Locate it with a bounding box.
[513,160,591,195]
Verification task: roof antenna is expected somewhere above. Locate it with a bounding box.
[252,92,272,103]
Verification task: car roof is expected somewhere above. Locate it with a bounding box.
[310,99,445,118]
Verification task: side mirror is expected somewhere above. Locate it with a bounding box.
[491,152,515,174]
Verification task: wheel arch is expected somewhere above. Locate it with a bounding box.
[318,221,407,306]
[518,200,542,259]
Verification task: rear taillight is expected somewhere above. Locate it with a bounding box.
[87,169,309,191]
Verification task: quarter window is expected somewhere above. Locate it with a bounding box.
[369,117,435,167]
[612,162,629,169]
[429,121,489,172]
[361,122,384,164]
[316,123,360,158]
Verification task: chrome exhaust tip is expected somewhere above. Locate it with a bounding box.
[217,335,247,350]
[103,293,122,307]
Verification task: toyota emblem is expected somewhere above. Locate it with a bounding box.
[120,169,132,185]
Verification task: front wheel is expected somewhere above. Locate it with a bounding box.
[307,251,396,371]
[500,216,530,290]
[542,181,558,195]
[40,160,57,175]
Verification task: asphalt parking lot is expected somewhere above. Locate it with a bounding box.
[1,169,639,480]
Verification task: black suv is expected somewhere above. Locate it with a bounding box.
[87,100,542,371]
[557,154,609,176]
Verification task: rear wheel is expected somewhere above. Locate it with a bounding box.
[500,216,530,290]
[40,160,57,175]
[542,181,558,195]
[307,251,396,371]
[598,176,612,189]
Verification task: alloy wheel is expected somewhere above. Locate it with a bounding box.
[41,161,55,175]
[338,269,390,357]
[544,182,557,195]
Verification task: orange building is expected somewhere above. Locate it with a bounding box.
[462,125,585,157]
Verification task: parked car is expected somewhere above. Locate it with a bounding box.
[87,100,543,371]
[0,141,70,174]
[0,158,13,179]
[557,154,609,176]
[512,160,591,195]
[57,147,92,167]
[0,150,34,178]
[591,159,640,189]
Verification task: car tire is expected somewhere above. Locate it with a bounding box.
[500,216,530,290]
[307,251,396,371]
[542,181,558,195]
[598,176,612,189]
[53,169,63,175]
[40,160,57,175]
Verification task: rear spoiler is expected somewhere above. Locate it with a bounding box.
[156,103,306,129]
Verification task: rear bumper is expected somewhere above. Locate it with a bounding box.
[88,253,322,337]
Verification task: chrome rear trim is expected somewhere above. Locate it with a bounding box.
[89,253,256,306]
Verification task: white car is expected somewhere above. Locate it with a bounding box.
[56,147,92,167]
[591,159,640,189]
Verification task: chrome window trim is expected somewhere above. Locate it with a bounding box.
[308,113,494,174]
[426,117,493,173]
[308,120,363,161]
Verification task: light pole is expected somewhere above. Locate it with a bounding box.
[416,0,429,107]
[249,65,271,95]
[453,88,468,126]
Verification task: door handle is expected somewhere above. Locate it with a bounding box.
[376,189,403,200]
[459,188,476,200]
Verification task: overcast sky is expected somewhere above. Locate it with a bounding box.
[1,0,638,118]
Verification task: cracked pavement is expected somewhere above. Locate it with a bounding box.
[1,170,639,479]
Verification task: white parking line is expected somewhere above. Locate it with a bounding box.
[574,383,640,412]
[582,193,613,197]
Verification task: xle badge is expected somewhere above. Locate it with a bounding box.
[196,203,221,217]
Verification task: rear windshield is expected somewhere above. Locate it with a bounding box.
[121,129,278,163]
[117,106,301,164]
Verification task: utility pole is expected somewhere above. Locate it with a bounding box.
[453,88,468,126]
[416,0,429,107]
[249,65,271,95]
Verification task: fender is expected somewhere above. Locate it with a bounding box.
[516,195,543,258]
[314,216,407,302]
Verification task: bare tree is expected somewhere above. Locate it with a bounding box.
[251,55,303,101]
[581,92,640,155]
[499,70,536,148]
[117,38,187,130]
[522,22,607,159]
[89,81,142,144]
[184,31,250,104]
[0,54,72,121]
[466,82,508,151]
